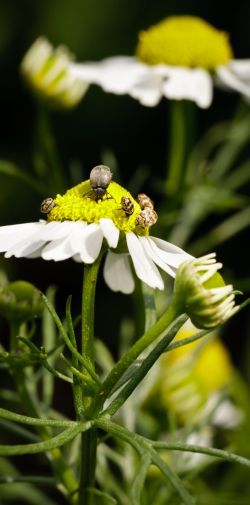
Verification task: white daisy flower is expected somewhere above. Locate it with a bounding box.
[69,16,250,108]
[21,37,89,109]
[0,167,192,295]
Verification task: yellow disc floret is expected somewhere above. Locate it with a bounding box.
[136,16,233,69]
[48,179,148,235]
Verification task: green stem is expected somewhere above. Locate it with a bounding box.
[9,321,78,504]
[166,101,195,196]
[78,255,103,505]
[103,314,187,417]
[94,301,181,412]
[36,103,66,194]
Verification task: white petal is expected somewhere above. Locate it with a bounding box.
[126,232,164,290]
[129,73,163,106]
[162,67,213,108]
[227,59,250,79]
[79,223,103,263]
[5,240,46,259]
[216,63,250,99]
[99,219,119,248]
[150,236,193,268]
[39,221,76,240]
[70,57,149,95]
[0,223,44,253]
[103,252,135,294]
[67,222,89,255]
[41,236,74,261]
[138,236,176,277]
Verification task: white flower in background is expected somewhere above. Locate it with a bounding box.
[21,37,88,109]
[69,16,250,108]
[0,167,191,294]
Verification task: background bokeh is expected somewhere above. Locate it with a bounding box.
[0,0,249,371]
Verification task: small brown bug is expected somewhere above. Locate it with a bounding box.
[121,196,134,217]
[137,193,154,210]
[40,197,55,214]
[136,208,158,228]
[89,165,112,201]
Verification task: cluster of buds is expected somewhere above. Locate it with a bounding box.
[174,254,238,329]
[21,37,88,109]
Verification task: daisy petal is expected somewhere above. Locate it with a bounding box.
[41,236,74,261]
[67,222,88,255]
[79,223,103,263]
[139,236,176,277]
[126,232,164,290]
[39,221,75,241]
[130,73,163,106]
[0,223,44,253]
[216,63,250,99]
[162,67,213,108]
[150,237,193,263]
[227,59,250,80]
[99,218,119,248]
[103,252,135,294]
[5,240,46,259]
[70,57,148,95]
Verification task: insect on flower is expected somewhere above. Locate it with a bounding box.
[136,207,158,228]
[120,196,134,217]
[88,165,112,201]
[40,198,55,214]
[137,193,154,210]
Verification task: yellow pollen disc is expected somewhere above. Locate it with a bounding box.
[136,16,233,69]
[48,180,149,235]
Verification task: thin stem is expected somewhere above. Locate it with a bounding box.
[102,314,187,417]
[166,100,194,195]
[81,255,103,368]
[9,321,78,504]
[93,301,181,412]
[152,442,250,469]
[78,255,103,505]
[35,103,66,194]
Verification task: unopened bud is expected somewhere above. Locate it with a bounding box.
[0,281,43,322]
[174,254,238,329]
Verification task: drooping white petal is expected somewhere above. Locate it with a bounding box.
[79,223,103,263]
[150,236,193,268]
[138,236,176,277]
[0,223,44,253]
[216,62,250,99]
[103,251,135,294]
[41,236,74,261]
[129,73,164,106]
[70,57,149,95]
[161,67,213,108]
[99,218,119,248]
[226,59,250,79]
[5,240,46,259]
[67,222,89,255]
[126,232,164,290]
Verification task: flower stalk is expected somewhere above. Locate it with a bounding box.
[78,253,103,505]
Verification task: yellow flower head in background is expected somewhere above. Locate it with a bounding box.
[156,320,233,423]
[136,16,233,69]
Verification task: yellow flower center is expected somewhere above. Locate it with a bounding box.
[48,180,148,235]
[136,16,233,69]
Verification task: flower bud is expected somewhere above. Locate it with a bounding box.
[0,281,43,322]
[21,37,88,109]
[174,254,238,329]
